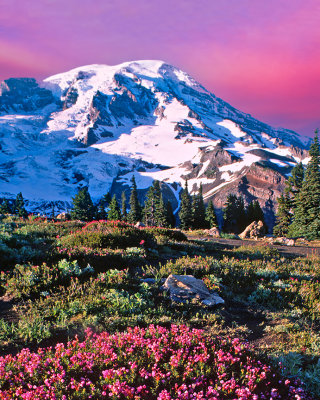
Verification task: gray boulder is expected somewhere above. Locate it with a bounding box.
[162,274,224,307]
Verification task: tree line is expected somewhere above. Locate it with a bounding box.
[70,177,218,229]
[0,177,266,232]
[70,177,266,231]
[222,195,264,233]
[0,193,28,218]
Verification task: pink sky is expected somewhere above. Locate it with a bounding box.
[0,0,319,136]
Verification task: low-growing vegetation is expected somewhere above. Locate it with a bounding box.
[0,216,319,398]
[0,325,311,399]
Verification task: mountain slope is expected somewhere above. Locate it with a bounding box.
[0,60,310,227]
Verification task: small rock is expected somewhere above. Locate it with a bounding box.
[135,221,145,228]
[286,239,295,246]
[274,237,295,246]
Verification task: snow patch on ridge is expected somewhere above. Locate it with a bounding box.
[217,120,246,139]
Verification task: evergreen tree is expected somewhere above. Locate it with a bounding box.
[179,181,192,230]
[0,199,11,214]
[15,192,28,218]
[97,200,107,220]
[289,130,320,239]
[223,194,251,233]
[121,191,127,222]
[143,185,156,226]
[71,187,95,221]
[157,194,168,227]
[128,176,141,224]
[51,202,55,219]
[191,194,197,228]
[246,200,264,225]
[108,195,121,221]
[191,184,207,229]
[237,196,247,232]
[205,200,217,228]
[273,192,291,236]
[143,181,166,226]
[103,193,112,207]
[151,181,162,225]
[166,200,176,228]
[223,193,238,233]
[96,192,112,220]
[287,162,304,200]
[246,202,255,225]
[273,166,299,236]
[253,200,264,223]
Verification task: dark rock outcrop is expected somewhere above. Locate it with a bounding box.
[110,73,158,120]
[181,145,241,181]
[0,78,56,113]
[79,91,114,145]
[63,87,78,109]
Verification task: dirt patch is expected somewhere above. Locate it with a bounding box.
[0,295,19,323]
[188,235,320,257]
[221,300,266,341]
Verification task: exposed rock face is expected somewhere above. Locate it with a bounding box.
[78,91,115,145]
[181,145,241,183]
[199,145,240,171]
[162,274,224,306]
[204,163,287,231]
[174,120,204,139]
[289,145,309,160]
[239,220,265,239]
[63,87,79,109]
[0,78,56,113]
[110,72,158,119]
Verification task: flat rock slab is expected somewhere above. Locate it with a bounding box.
[162,274,224,307]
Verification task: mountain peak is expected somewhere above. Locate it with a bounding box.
[44,60,168,85]
[0,61,311,229]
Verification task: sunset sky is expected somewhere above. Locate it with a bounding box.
[0,0,319,136]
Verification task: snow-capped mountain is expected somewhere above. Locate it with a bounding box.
[0,60,310,226]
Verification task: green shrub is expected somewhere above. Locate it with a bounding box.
[59,224,152,249]
[233,244,280,259]
[144,227,187,242]
[3,259,95,299]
